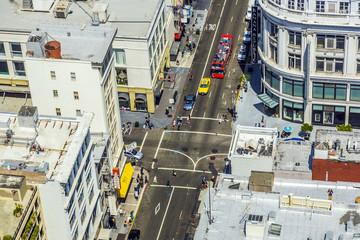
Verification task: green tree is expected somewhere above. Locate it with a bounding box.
[3,235,13,240]
[13,203,23,217]
[301,123,313,133]
[239,74,250,84]
[336,124,353,132]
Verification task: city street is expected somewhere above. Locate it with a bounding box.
[125,0,250,238]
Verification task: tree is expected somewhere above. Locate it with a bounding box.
[13,203,23,217]
[3,235,13,240]
[239,74,250,84]
[301,123,313,133]
[336,124,353,132]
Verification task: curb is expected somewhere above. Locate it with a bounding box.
[127,183,148,234]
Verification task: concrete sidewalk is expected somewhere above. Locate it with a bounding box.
[109,165,150,239]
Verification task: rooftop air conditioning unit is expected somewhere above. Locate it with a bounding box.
[55,1,71,19]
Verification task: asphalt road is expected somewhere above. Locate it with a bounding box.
[127,0,250,239]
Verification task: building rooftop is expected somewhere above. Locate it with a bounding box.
[195,174,360,240]
[0,0,162,39]
[0,174,24,189]
[0,112,93,183]
[314,129,360,162]
[249,171,274,187]
[275,139,312,172]
[27,24,116,64]
[229,126,278,176]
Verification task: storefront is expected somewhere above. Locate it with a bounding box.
[257,89,279,116]
[118,92,130,110]
[349,107,360,127]
[312,105,345,125]
[135,93,147,112]
[282,100,304,122]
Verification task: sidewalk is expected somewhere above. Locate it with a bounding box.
[109,165,150,239]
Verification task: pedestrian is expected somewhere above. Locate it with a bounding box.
[219,118,222,124]
[112,217,117,229]
[186,35,189,42]
[173,120,176,129]
[145,175,148,183]
[129,218,133,224]
[211,175,215,183]
[136,174,140,183]
[130,211,134,220]
[167,179,171,187]
[153,175,157,183]
[172,169,177,177]
[176,60,180,66]
[165,107,169,115]
[204,182,207,188]
[195,18,198,24]
[177,123,181,131]
[188,114,191,121]
[119,208,123,216]
[258,122,261,127]
[261,115,264,123]
[224,114,227,122]
[124,221,128,228]
[182,51,184,58]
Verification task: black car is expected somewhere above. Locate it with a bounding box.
[128,229,140,240]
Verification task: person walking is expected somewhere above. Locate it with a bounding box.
[124,221,128,228]
[219,118,222,124]
[173,120,176,129]
[172,169,177,177]
[153,176,158,183]
[167,179,171,187]
[176,59,180,66]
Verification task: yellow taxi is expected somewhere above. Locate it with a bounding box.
[198,78,211,95]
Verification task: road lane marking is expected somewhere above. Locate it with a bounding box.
[154,131,165,160]
[203,112,206,118]
[209,91,212,98]
[164,130,232,137]
[231,16,233,22]
[159,148,196,167]
[155,202,161,215]
[140,131,148,152]
[194,153,228,169]
[224,100,227,105]
[238,35,240,40]
[222,92,225,99]
[151,184,198,189]
[179,210,183,220]
[228,72,230,77]
[191,0,228,116]
[156,187,175,240]
[217,113,219,119]
[236,0,238,5]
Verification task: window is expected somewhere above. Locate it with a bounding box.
[269,39,278,63]
[269,23,278,39]
[81,209,87,223]
[50,71,56,80]
[297,0,304,10]
[10,43,22,57]
[0,61,9,75]
[71,72,76,81]
[317,35,344,50]
[78,191,84,207]
[76,109,81,116]
[53,90,58,98]
[288,0,295,9]
[73,228,78,240]
[289,31,301,46]
[114,49,126,66]
[86,171,92,185]
[265,68,280,91]
[13,61,26,76]
[89,187,94,203]
[358,3,360,14]
[312,82,346,100]
[316,57,343,73]
[70,213,76,229]
[350,85,360,101]
[271,0,281,4]
[282,79,304,97]
[339,2,349,14]
[288,53,301,70]
[74,91,79,100]
[0,42,5,56]
[316,1,325,12]
[312,105,345,125]
[56,108,61,116]
[283,100,304,122]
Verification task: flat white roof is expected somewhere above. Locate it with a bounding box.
[195,175,360,240]
[0,0,163,39]
[0,112,93,183]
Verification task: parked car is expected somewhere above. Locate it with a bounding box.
[237,45,247,62]
[243,28,251,44]
[198,78,211,95]
[183,93,196,110]
[245,8,252,21]
[128,230,140,240]
[124,142,143,160]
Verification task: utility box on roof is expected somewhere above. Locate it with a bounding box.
[18,106,38,128]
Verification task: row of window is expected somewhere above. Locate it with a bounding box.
[0,42,22,58]
[55,108,82,117]
[265,69,304,97]
[0,60,26,76]
[271,0,356,14]
[53,90,79,100]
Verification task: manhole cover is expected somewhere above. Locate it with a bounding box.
[212,149,218,153]
[182,147,188,152]
[210,156,216,160]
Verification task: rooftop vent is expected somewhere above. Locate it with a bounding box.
[22,0,33,9]
[18,106,38,128]
[268,223,281,237]
[92,2,109,24]
[26,31,48,58]
[55,1,71,18]
[44,41,62,59]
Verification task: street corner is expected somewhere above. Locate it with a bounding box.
[194,153,228,172]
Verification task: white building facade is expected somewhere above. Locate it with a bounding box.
[25,24,123,168]
[257,0,360,127]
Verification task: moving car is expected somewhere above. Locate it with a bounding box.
[183,93,196,110]
[124,142,143,160]
[198,78,211,95]
[237,45,247,62]
[243,28,251,44]
[245,8,252,21]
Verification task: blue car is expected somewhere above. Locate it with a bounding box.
[183,93,196,110]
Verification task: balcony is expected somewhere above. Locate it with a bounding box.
[260,0,360,26]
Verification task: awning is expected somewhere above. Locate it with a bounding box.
[135,94,147,102]
[257,93,279,108]
[118,92,129,101]
[120,163,134,198]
